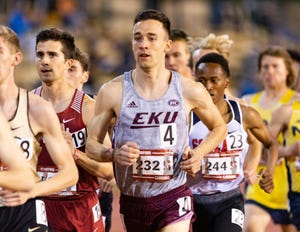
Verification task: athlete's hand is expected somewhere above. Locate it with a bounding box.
[61,124,74,152]
[180,146,200,177]
[114,141,140,166]
[0,189,33,207]
[258,169,274,194]
[243,168,258,185]
[98,178,114,193]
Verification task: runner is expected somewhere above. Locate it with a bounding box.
[0,112,35,192]
[0,24,78,232]
[86,9,227,232]
[188,52,278,232]
[33,27,113,232]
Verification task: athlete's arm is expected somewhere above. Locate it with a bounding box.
[86,77,140,166]
[269,103,299,158]
[242,105,278,193]
[69,95,113,180]
[86,81,118,162]
[0,97,79,207]
[243,130,263,184]
[30,96,79,197]
[180,79,227,175]
[0,113,35,191]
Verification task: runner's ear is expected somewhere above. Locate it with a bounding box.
[164,39,172,53]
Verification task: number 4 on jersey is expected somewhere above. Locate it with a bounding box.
[160,123,177,147]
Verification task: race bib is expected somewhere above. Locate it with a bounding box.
[35,199,48,226]
[225,132,246,151]
[202,152,240,180]
[92,201,102,223]
[177,196,192,216]
[37,166,77,196]
[132,149,174,182]
[160,123,177,147]
[15,137,34,160]
[71,128,87,148]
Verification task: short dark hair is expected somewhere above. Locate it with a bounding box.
[74,47,89,72]
[170,29,189,42]
[170,29,192,68]
[36,28,75,59]
[134,9,171,38]
[195,52,230,77]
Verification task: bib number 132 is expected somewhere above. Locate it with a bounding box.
[160,123,177,147]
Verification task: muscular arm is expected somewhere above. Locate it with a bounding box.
[0,114,35,191]
[180,79,227,174]
[30,96,78,197]
[86,79,121,162]
[269,104,297,158]
[243,105,278,175]
[242,105,278,193]
[243,130,263,183]
[86,77,140,166]
[72,95,113,180]
[188,81,227,158]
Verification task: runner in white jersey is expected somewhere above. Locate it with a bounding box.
[0,25,78,232]
[188,53,278,232]
[0,111,35,192]
[86,9,227,232]
[114,70,189,196]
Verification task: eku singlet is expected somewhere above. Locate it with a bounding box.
[34,87,99,198]
[187,99,248,195]
[113,71,189,198]
[284,100,300,193]
[0,88,41,183]
[246,89,295,209]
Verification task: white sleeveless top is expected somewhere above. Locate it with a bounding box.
[113,71,189,198]
[187,99,248,195]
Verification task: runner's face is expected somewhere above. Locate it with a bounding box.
[195,62,229,103]
[132,19,171,71]
[165,40,190,73]
[0,37,21,82]
[259,55,289,89]
[36,40,70,83]
[65,60,85,89]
